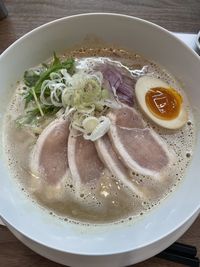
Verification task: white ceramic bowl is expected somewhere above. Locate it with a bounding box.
[0,13,200,267]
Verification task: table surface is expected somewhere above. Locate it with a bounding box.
[0,1,199,266]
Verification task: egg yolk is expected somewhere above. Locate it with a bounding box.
[145,87,182,120]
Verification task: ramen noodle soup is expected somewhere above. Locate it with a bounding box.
[3,47,195,224]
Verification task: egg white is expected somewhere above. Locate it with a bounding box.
[135,76,188,129]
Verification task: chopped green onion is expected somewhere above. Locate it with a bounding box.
[31,88,44,117]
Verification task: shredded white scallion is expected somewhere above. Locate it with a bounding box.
[82,116,99,134]
[38,68,117,140]
[83,116,111,141]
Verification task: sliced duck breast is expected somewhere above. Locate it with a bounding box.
[68,129,104,189]
[95,135,147,199]
[107,106,173,177]
[31,117,69,185]
[111,105,145,129]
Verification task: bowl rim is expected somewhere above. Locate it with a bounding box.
[1,206,199,256]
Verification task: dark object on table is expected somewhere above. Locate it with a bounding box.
[0,0,8,20]
[196,31,200,53]
[156,242,200,267]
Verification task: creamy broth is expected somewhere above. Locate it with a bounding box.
[3,47,195,224]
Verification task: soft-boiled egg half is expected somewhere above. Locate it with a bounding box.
[135,76,188,129]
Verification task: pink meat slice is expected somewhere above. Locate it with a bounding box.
[111,104,145,129]
[31,118,69,185]
[107,106,172,177]
[68,129,104,187]
[95,135,146,198]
